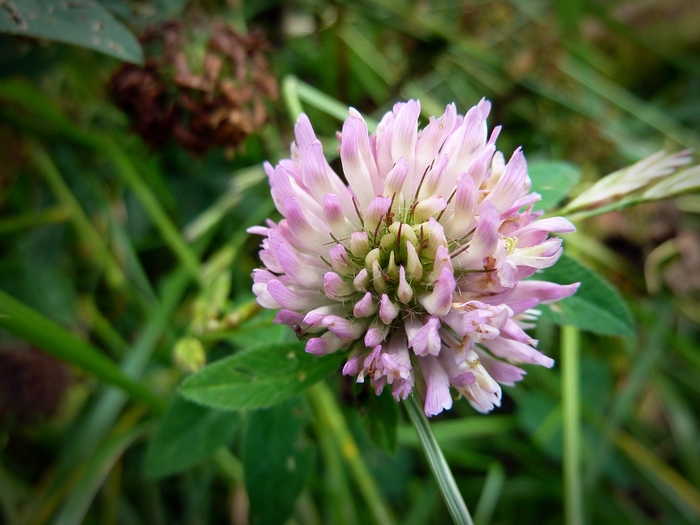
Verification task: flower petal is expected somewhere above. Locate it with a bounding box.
[419,355,452,416]
[418,267,456,316]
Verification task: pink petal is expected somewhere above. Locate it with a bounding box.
[321,315,365,341]
[444,173,476,238]
[384,157,409,198]
[482,337,554,368]
[397,266,414,303]
[284,197,326,251]
[306,332,343,355]
[477,351,526,386]
[512,217,576,247]
[414,196,447,223]
[294,113,317,151]
[267,280,326,311]
[379,294,400,324]
[353,268,371,292]
[454,201,500,269]
[329,244,353,276]
[353,292,377,317]
[276,240,323,287]
[340,110,379,207]
[364,196,392,234]
[415,103,457,181]
[418,267,456,316]
[484,148,528,214]
[323,272,354,299]
[391,100,421,181]
[407,316,442,356]
[274,309,304,326]
[365,318,390,347]
[419,355,452,416]
[509,281,580,304]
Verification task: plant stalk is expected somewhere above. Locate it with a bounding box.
[404,394,474,525]
[562,324,584,525]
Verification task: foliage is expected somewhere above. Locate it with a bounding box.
[1,1,700,524]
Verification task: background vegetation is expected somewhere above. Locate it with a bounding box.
[1,0,700,524]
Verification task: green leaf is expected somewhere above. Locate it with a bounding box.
[528,161,581,211]
[537,254,634,336]
[516,391,562,460]
[144,395,240,479]
[225,309,289,350]
[0,0,143,64]
[180,342,343,411]
[243,398,314,525]
[361,388,399,454]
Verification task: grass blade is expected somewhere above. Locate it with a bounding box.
[51,423,149,525]
[29,142,127,291]
[307,381,396,525]
[107,145,201,282]
[0,289,163,411]
[473,462,505,525]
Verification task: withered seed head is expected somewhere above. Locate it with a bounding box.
[110,20,278,156]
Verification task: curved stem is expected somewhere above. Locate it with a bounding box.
[404,395,474,525]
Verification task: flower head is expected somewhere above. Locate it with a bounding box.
[249,99,578,416]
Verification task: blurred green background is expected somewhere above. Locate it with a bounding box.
[1,0,700,524]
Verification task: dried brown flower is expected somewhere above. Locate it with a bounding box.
[110,20,278,155]
[0,347,71,423]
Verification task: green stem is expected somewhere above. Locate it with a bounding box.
[562,325,583,525]
[106,145,201,282]
[0,206,69,233]
[29,142,127,290]
[281,76,305,122]
[306,382,396,525]
[212,447,244,484]
[281,75,379,132]
[561,196,651,221]
[404,395,473,525]
[78,296,131,358]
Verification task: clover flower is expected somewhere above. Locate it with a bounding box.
[249,99,578,416]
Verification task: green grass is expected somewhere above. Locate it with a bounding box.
[1,1,699,524]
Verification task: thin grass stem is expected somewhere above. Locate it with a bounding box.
[404,394,474,525]
[562,325,584,525]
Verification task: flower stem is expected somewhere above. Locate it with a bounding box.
[562,324,584,525]
[404,395,474,525]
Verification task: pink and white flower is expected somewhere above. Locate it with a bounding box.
[249,99,579,416]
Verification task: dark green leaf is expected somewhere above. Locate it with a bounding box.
[180,342,343,411]
[537,254,634,336]
[528,161,581,211]
[144,395,240,478]
[226,309,289,350]
[516,391,562,460]
[243,398,314,525]
[361,388,399,454]
[0,0,143,64]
